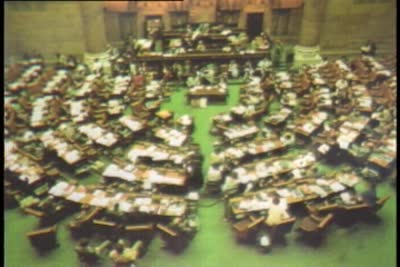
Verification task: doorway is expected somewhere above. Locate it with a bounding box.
[145,15,162,38]
[246,13,264,40]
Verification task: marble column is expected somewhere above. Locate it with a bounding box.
[293,0,327,68]
[80,1,109,71]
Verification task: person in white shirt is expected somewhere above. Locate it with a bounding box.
[243,61,254,81]
[186,74,201,88]
[228,60,240,79]
[196,40,206,52]
[257,57,272,78]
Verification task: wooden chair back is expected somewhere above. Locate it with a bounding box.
[26,225,57,249]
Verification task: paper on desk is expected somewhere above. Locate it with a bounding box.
[238,200,252,210]
[135,197,152,206]
[119,201,133,212]
[90,197,110,207]
[340,191,356,204]
[309,185,328,197]
[330,182,346,192]
[66,191,86,202]
[49,181,71,196]
[337,174,358,187]
[64,150,81,164]
[276,188,291,197]
[316,179,330,186]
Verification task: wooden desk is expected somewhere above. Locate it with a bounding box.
[132,51,269,63]
[187,85,227,103]
[49,182,189,217]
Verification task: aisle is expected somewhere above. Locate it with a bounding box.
[159,84,242,181]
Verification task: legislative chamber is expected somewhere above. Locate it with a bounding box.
[4,1,396,267]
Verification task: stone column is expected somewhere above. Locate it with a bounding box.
[80,1,109,71]
[263,3,272,35]
[293,0,327,68]
[136,12,145,38]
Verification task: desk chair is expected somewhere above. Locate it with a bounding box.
[24,207,45,218]
[124,224,155,245]
[376,195,391,211]
[26,225,58,250]
[156,223,188,251]
[262,215,296,243]
[339,195,391,221]
[297,213,334,239]
[76,249,99,266]
[273,217,296,235]
[306,203,339,215]
[68,207,102,237]
[232,216,265,243]
[93,219,122,238]
[4,188,20,209]
[76,240,111,266]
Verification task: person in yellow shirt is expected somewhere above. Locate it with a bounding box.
[265,196,290,241]
[266,196,289,226]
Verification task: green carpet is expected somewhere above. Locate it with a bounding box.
[4,83,397,267]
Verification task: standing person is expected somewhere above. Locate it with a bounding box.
[272,40,283,68]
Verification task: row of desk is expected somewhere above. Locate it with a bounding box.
[49,181,188,217]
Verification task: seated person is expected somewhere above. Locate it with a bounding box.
[172,63,184,82]
[265,196,290,226]
[196,40,206,52]
[218,71,229,84]
[202,64,217,84]
[182,60,192,79]
[260,32,272,46]
[237,32,249,48]
[109,243,132,267]
[106,44,119,60]
[186,24,193,36]
[194,23,210,38]
[129,62,138,76]
[186,73,201,87]
[257,57,272,78]
[243,61,254,80]
[162,64,174,82]
[207,163,223,183]
[55,53,68,69]
[228,60,240,79]
[75,239,99,266]
[170,216,198,235]
[109,241,142,267]
[183,37,194,51]
[92,58,103,74]
[66,55,77,70]
[360,40,376,57]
